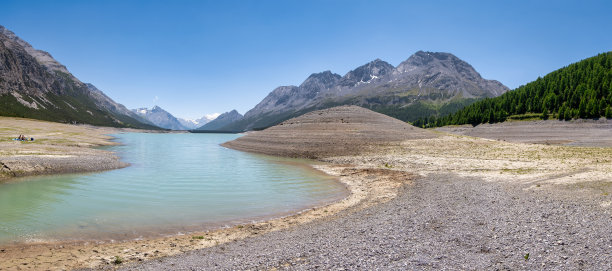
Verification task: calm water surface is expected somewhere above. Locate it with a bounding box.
[0,133,347,244]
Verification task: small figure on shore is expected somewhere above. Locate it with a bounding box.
[15,135,31,141]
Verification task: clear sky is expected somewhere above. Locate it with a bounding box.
[1,0,611,119]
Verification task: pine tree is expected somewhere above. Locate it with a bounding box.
[599,99,607,116]
[563,108,570,120]
[579,99,587,118]
[558,106,566,121]
[541,110,549,120]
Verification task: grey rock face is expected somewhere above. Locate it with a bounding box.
[0,25,155,128]
[197,110,243,131]
[243,86,301,119]
[229,51,509,131]
[85,83,154,125]
[0,25,69,74]
[0,29,59,97]
[338,59,394,88]
[391,51,508,98]
[132,106,186,130]
[299,71,342,95]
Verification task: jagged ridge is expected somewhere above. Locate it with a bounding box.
[222,51,509,131]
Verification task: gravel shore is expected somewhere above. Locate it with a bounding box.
[122,173,611,270]
[120,106,611,270]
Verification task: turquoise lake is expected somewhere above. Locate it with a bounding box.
[0,133,347,244]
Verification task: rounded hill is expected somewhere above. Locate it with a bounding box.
[222,105,436,158]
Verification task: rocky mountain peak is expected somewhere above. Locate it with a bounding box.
[339,59,394,87]
[131,105,186,130]
[392,51,509,98]
[397,51,465,72]
[299,71,342,91]
[219,110,244,121]
[0,25,70,74]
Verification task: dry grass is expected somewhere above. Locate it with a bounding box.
[0,116,119,149]
[0,117,125,180]
[325,133,612,186]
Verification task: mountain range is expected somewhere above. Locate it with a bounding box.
[178,114,219,130]
[220,51,509,131]
[0,25,158,129]
[1,25,511,131]
[132,106,220,130]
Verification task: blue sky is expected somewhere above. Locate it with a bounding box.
[1,0,611,119]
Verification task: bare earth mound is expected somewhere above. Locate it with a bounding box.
[222,105,436,158]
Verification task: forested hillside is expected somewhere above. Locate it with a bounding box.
[414,52,612,127]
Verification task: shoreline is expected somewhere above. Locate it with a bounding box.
[0,156,350,246]
[0,116,190,182]
[0,116,412,270]
[0,163,412,270]
[0,117,132,181]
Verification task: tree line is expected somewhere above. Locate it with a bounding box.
[413,52,612,128]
